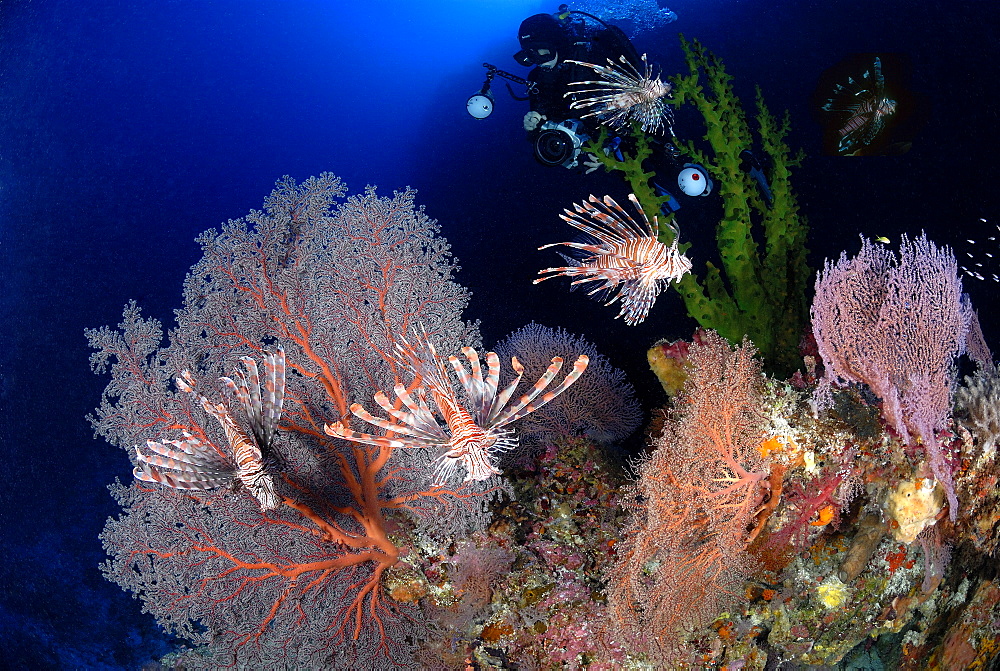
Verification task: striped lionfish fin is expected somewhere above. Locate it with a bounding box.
[350,400,444,442]
[176,370,230,427]
[175,370,220,422]
[564,194,653,242]
[133,433,233,491]
[395,329,454,398]
[534,263,618,292]
[323,419,442,450]
[220,357,260,432]
[485,355,526,425]
[616,280,658,320]
[373,385,446,439]
[536,241,655,269]
[448,348,501,425]
[490,354,590,428]
[489,356,564,427]
[220,347,285,451]
[260,348,285,448]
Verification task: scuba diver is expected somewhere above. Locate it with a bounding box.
[469,7,774,210]
[513,8,644,170]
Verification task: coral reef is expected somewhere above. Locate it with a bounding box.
[89,39,1000,664]
[364,323,1000,668]
[94,287,1000,668]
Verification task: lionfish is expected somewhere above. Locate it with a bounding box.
[133,348,286,511]
[324,330,588,484]
[535,193,692,326]
[565,53,674,135]
[821,56,897,155]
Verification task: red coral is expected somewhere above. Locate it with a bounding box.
[765,461,856,553]
[90,174,494,667]
[885,544,910,574]
[606,331,770,659]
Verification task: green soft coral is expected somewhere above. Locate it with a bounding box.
[674,36,810,375]
[583,125,676,245]
[589,36,811,375]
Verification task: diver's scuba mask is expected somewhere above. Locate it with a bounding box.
[514,43,558,67]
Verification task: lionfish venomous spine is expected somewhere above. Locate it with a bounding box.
[566,53,674,135]
[535,193,692,326]
[133,348,286,511]
[324,330,588,484]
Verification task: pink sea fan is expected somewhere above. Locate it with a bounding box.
[811,233,970,519]
[607,331,768,659]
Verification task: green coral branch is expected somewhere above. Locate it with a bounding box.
[670,35,811,374]
[583,126,678,246]
[586,35,811,374]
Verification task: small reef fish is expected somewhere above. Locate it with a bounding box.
[959,218,1000,282]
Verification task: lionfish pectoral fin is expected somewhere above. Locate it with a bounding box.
[490,355,589,428]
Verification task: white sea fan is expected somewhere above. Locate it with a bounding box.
[566,53,674,134]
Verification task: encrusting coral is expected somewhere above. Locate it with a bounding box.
[884,478,945,545]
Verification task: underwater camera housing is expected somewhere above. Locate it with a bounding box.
[534,119,589,169]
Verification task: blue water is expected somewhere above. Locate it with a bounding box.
[1,0,997,666]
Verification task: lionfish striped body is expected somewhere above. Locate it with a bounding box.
[324,331,588,484]
[566,53,673,135]
[133,348,286,511]
[821,56,897,155]
[535,193,692,326]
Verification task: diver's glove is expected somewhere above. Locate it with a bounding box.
[582,153,603,175]
[523,111,546,132]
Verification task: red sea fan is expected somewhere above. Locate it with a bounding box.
[89,174,495,668]
[606,331,769,660]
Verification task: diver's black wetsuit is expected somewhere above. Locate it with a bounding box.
[522,14,640,137]
[516,11,684,180]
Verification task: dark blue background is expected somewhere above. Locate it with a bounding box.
[2,1,997,666]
